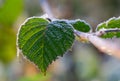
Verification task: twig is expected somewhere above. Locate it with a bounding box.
[74,30,120,58]
[95,28,120,36]
[88,35,120,58]
[74,30,90,40]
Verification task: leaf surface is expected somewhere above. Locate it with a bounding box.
[18,18,75,73]
[69,19,91,32]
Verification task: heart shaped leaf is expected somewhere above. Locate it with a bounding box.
[18,17,75,74]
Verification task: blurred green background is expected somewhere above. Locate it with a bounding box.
[0,0,120,81]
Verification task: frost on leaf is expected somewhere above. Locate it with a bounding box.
[17,17,75,74]
[96,17,120,38]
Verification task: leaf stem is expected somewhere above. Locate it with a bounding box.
[95,28,120,36]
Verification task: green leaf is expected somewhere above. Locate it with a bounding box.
[18,17,75,73]
[0,0,23,26]
[68,19,91,32]
[96,17,120,38]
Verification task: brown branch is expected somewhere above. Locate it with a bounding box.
[88,35,120,58]
[74,30,90,41]
[74,30,120,58]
